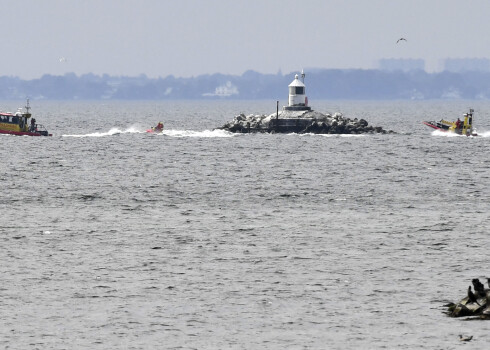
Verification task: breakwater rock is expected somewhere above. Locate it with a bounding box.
[446,278,490,319]
[218,110,394,134]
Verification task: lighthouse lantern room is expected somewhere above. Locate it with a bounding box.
[284,71,311,111]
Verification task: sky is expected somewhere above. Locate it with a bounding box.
[3,0,490,79]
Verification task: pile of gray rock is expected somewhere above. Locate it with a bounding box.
[218,110,393,134]
[447,278,490,318]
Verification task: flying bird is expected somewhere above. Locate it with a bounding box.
[396,38,407,43]
[59,57,67,63]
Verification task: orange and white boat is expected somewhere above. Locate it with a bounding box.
[146,122,164,134]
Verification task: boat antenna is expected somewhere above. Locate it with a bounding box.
[301,69,305,83]
[25,98,31,114]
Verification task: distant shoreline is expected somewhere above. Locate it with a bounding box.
[2,69,490,100]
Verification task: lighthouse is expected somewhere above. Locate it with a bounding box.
[284,70,311,111]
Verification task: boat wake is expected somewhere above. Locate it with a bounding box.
[431,129,490,137]
[62,127,234,138]
[62,126,142,138]
[159,129,234,138]
[317,134,365,138]
[431,130,461,137]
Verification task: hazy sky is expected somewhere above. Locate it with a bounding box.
[3,0,490,79]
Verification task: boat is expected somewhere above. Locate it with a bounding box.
[0,99,51,136]
[423,109,477,136]
[146,122,164,134]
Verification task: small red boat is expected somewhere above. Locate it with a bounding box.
[0,99,51,136]
[146,122,164,134]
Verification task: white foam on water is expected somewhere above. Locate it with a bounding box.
[63,127,235,138]
[431,130,461,137]
[299,133,365,138]
[431,129,489,138]
[161,129,234,138]
[221,132,370,138]
[62,126,144,138]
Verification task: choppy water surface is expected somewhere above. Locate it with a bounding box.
[1,100,490,349]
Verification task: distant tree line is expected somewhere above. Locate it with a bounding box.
[1,69,490,100]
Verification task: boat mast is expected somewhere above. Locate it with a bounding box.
[24,98,31,118]
[469,108,474,133]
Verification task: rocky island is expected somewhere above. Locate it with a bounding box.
[218,72,393,134]
[446,278,490,319]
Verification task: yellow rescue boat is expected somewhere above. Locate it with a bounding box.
[0,99,51,137]
[423,108,477,136]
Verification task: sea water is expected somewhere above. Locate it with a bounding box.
[1,100,490,349]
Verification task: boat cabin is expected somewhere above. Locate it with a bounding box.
[0,99,50,136]
[0,109,31,132]
[458,109,474,136]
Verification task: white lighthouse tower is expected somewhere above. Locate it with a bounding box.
[284,70,311,111]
